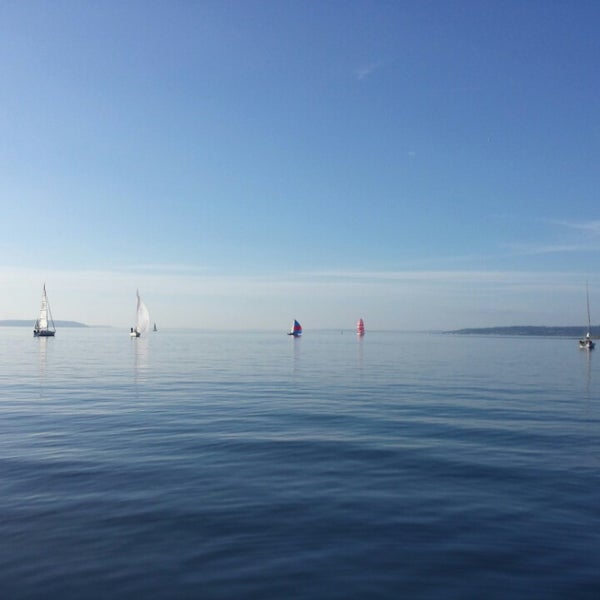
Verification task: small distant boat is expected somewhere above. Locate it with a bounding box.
[579,284,595,350]
[130,290,150,338]
[33,284,56,337]
[288,319,302,337]
[356,318,365,336]
[153,322,158,332]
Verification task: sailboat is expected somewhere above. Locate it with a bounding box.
[579,284,595,349]
[33,284,56,337]
[130,290,150,338]
[356,318,365,336]
[288,319,302,337]
[153,323,158,332]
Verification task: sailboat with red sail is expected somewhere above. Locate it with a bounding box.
[356,318,365,336]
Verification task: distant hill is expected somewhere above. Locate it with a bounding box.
[0,320,88,328]
[446,325,596,337]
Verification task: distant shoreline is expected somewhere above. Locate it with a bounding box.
[0,322,593,336]
[0,320,89,328]
[445,326,595,337]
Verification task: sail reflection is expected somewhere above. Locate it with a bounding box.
[132,335,150,383]
[291,336,301,373]
[584,346,593,402]
[38,336,48,381]
[356,333,364,371]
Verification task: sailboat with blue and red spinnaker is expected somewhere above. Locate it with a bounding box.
[288,319,302,337]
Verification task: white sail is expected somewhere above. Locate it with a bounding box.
[38,293,49,329]
[135,290,150,334]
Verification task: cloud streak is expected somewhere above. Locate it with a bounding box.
[549,219,600,234]
[503,242,600,256]
[355,61,383,81]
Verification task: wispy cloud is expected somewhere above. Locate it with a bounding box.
[500,217,600,256]
[502,241,600,256]
[295,268,590,287]
[546,219,600,234]
[112,263,209,274]
[355,61,383,81]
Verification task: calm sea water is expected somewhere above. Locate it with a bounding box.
[1,328,599,599]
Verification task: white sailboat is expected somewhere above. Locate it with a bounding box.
[579,284,595,350]
[130,290,150,338]
[33,284,56,337]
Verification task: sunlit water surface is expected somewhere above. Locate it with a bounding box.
[1,328,599,598]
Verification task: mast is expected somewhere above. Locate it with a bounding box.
[587,282,592,333]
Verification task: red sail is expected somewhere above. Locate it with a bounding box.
[357,318,365,336]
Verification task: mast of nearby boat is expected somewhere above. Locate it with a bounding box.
[586,282,592,335]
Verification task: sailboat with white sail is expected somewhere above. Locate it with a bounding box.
[579,284,595,350]
[33,284,56,337]
[130,290,150,338]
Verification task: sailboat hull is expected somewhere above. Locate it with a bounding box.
[34,330,55,337]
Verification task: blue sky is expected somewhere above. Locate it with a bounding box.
[1,1,600,330]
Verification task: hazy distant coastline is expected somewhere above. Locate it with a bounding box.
[0,320,88,328]
[446,326,595,337]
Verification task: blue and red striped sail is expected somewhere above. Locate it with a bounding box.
[356,318,365,336]
[288,319,302,336]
